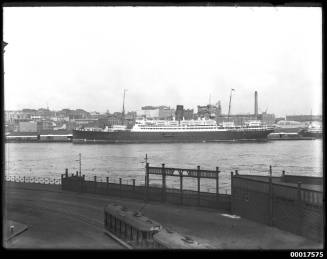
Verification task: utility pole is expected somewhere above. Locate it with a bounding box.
[227,88,235,121]
[79,153,81,176]
[145,153,148,164]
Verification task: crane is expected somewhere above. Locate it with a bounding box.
[227,88,235,121]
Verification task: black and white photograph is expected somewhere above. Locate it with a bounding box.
[3,4,324,251]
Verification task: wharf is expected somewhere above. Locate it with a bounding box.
[4,181,322,249]
[5,131,73,143]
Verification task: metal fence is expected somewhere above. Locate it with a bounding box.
[5,175,62,185]
[231,173,323,242]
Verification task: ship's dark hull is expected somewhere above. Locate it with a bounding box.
[73,129,275,143]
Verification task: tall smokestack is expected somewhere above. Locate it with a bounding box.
[254,91,258,117]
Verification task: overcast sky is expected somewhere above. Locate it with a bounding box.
[4,6,322,117]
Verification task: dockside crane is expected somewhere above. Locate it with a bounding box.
[227,88,235,121]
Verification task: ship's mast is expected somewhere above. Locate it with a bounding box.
[122,89,127,124]
[227,88,235,121]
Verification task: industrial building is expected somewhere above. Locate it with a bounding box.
[215,91,275,126]
[197,102,222,119]
[137,106,175,120]
[286,115,322,122]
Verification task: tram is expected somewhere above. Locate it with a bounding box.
[104,203,162,248]
[104,203,213,249]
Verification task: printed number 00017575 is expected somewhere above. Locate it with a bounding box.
[290,252,323,258]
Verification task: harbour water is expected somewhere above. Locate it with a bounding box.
[5,140,323,193]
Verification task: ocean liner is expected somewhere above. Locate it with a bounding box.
[72,119,275,143]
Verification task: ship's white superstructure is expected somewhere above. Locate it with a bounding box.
[130,119,271,132]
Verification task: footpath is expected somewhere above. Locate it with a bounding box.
[4,182,322,249]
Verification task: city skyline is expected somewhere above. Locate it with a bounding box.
[4,7,322,117]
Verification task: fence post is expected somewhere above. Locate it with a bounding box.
[297,182,303,235]
[94,176,97,193]
[145,163,149,201]
[230,171,234,196]
[119,178,122,197]
[81,175,85,192]
[281,170,285,182]
[180,172,183,205]
[197,165,201,206]
[269,174,273,226]
[162,164,166,202]
[216,167,220,202]
[61,174,63,189]
[230,171,234,213]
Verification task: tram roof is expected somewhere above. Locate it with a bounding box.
[153,228,213,249]
[104,203,162,232]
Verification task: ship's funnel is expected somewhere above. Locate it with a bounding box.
[175,105,184,122]
[254,91,258,117]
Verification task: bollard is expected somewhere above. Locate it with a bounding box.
[235,169,238,175]
[65,168,68,178]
